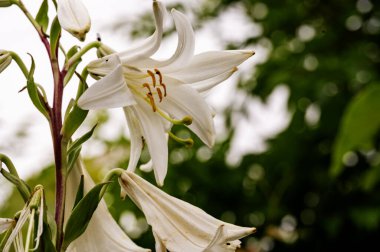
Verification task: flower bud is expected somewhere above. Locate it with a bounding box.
[57,0,91,41]
[96,43,116,58]
[0,50,12,73]
[0,0,13,7]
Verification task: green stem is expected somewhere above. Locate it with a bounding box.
[0,154,19,177]
[15,1,45,39]
[65,41,102,71]
[99,168,124,197]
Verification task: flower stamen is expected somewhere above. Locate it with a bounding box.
[143,83,157,112]
[156,87,163,102]
[147,70,156,87]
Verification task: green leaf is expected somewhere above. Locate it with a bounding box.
[66,46,80,59]
[67,124,97,155]
[50,17,61,57]
[330,84,380,176]
[67,146,81,174]
[73,175,85,208]
[35,0,49,33]
[62,183,109,250]
[39,221,57,252]
[62,74,89,138]
[26,55,50,118]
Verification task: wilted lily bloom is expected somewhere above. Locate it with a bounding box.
[57,0,91,41]
[78,0,254,186]
[0,50,12,73]
[119,171,256,252]
[3,186,44,252]
[65,161,150,252]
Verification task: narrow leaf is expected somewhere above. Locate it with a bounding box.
[50,17,61,57]
[62,183,109,250]
[35,0,49,33]
[67,146,81,174]
[62,74,89,138]
[26,55,50,118]
[330,84,380,176]
[67,124,97,155]
[73,175,85,208]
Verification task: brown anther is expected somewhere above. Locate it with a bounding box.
[147,93,157,112]
[160,83,167,97]
[147,70,156,87]
[154,68,163,84]
[142,83,152,95]
[156,87,163,102]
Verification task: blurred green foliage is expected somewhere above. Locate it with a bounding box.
[2,0,380,251]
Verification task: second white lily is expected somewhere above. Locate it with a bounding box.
[119,171,256,252]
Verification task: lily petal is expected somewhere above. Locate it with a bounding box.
[160,82,215,147]
[119,172,256,252]
[133,8,195,71]
[132,98,168,186]
[119,0,165,63]
[168,50,254,83]
[66,161,150,252]
[191,67,238,93]
[123,107,144,173]
[78,65,136,109]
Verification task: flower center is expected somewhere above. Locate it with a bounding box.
[142,69,167,112]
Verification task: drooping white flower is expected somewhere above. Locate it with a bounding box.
[3,186,44,252]
[57,0,91,41]
[119,171,256,252]
[65,160,150,252]
[78,0,254,186]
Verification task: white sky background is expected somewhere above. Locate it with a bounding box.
[0,0,290,200]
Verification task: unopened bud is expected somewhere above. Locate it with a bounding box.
[0,50,12,73]
[57,0,91,41]
[96,43,116,58]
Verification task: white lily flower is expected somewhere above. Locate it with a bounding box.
[78,0,254,186]
[3,186,44,252]
[65,161,150,252]
[57,0,91,41]
[119,171,256,252]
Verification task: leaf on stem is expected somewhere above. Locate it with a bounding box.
[26,54,50,118]
[66,125,97,173]
[62,73,89,139]
[62,182,109,250]
[50,17,61,57]
[36,0,49,33]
